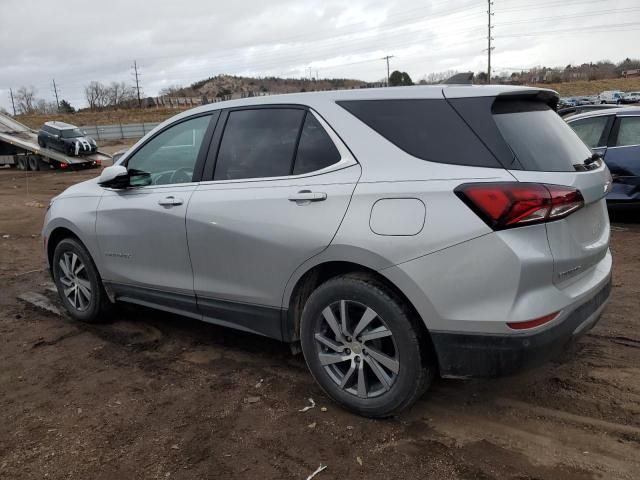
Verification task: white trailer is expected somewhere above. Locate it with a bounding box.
[0,112,111,170]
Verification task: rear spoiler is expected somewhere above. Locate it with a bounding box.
[493,89,560,111]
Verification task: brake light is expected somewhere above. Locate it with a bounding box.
[455,182,584,230]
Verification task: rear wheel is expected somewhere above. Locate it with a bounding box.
[300,274,434,418]
[52,238,112,323]
[17,156,28,170]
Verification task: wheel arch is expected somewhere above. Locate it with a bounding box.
[46,226,87,271]
[284,258,436,366]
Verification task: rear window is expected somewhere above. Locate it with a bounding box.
[337,99,501,168]
[492,101,592,172]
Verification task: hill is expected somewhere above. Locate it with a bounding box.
[170,74,367,99]
[543,77,640,96]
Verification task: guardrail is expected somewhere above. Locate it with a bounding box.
[81,122,161,141]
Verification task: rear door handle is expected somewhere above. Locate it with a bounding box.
[288,190,327,203]
[158,196,184,207]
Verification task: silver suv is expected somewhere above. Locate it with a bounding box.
[43,85,612,417]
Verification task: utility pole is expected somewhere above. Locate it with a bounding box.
[52,79,60,111]
[132,60,142,108]
[9,88,16,116]
[382,55,394,86]
[487,0,495,84]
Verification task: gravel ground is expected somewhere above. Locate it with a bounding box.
[1,165,639,480]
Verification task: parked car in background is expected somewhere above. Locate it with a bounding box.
[557,104,621,118]
[620,92,640,104]
[598,90,625,104]
[558,97,577,108]
[43,85,612,417]
[575,96,595,106]
[567,106,640,203]
[37,121,98,156]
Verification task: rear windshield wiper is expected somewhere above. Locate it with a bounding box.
[574,152,602,171]
[584,152,602,166]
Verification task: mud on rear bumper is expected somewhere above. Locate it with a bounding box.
[431,278,612,378]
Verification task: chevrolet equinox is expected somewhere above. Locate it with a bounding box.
[43,85,612,417]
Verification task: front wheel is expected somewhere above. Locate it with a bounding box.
[52,238,112,323]
[300,274,434,418]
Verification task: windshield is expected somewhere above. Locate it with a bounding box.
[61,128,84,138]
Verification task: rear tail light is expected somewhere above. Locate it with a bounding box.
[455,182,584,230]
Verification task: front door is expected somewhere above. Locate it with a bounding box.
[186,107,360,338]
[96,113,215,312]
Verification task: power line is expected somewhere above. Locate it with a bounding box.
[381,55,394,85]
[132,60,142,108]
[52,79,60,111]
[487,0,494,83]
[9,88,16,116]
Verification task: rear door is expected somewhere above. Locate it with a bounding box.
[446,91,610,286]
[603,114,640,201]
[186,106,360,337]
[567,114,614,159]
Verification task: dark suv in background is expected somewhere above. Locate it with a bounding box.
[37,121,97,156]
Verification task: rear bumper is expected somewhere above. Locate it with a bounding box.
[431,277,611,378]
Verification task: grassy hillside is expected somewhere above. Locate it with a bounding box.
[16,108,190,129]
[543,77,640,96]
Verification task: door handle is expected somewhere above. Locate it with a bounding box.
[158,196,184,207]
[288,190,327,203]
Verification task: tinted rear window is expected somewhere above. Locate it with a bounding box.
[337,99,501,168]
[492,101,592,172]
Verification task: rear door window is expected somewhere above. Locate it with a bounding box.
[569,116,611,148]
[614,116,640,147]
[492,101,592,171]
[292,113,341,175]
[214,108,305,180]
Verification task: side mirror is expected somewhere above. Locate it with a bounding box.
[98,165,129,189]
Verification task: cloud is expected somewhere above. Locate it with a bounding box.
[1,0,639,110]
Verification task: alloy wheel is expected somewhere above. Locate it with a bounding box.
[57,251,92,311]
[314,300,399,398]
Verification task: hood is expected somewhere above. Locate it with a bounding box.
[56,176,101,200]
[67,136,96,145]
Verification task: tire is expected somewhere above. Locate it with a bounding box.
[28,156,39,171]
[300,273,434,418]
[17,156,28,170]
[52,238,112,323]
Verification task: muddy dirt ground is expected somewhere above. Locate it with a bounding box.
[1,160,639,479]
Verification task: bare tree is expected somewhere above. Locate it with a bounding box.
[159,84,184,96]
[15,86,37,114]
[107,81,136,107]
[34,99,58,114]
[84,81,109,110]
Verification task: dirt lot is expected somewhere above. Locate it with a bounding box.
[1,165,639,480]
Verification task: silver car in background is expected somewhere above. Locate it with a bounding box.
[43,85,612,417]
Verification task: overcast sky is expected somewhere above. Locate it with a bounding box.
[1,0,639,111]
